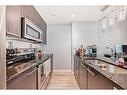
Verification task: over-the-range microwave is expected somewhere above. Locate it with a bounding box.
[21,17,43,42]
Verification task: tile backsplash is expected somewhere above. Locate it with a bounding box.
[6,37,42,49]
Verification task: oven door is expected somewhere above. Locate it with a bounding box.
[38,63,46,89]
[21,18,43,42]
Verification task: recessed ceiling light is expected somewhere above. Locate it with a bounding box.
[72,13,76,17]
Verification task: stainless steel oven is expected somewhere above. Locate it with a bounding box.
[21,17,43,42]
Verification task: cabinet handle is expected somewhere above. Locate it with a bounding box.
[81,63,86,68]
[87,68,95,76]
[25,69,37,76]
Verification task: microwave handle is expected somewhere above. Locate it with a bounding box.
[40,31,43,40]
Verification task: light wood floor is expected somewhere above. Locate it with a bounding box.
[46,71,80,90]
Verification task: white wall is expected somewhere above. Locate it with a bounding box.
[72,22,98,53]
[72,22,98,52]
[45,24,72,70]
[72,22,98,69]
[97,21,127,56]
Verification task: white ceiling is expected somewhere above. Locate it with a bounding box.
[34,6,115,24]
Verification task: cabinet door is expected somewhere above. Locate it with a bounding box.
[6,6,22,37]
[35,12,43,30]
[42,23,47,44]
[7,67,37,89]
[22,5,36,24]
[45,58,51,77]
[74,56,80,86]
[87,67,113,89]
[36,13,47,44]
[79,63,87,89]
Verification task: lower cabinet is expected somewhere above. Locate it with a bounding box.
[74,55,113,89]
[87,67,113,89]
[79,63,87,89]
[74,56,80,85]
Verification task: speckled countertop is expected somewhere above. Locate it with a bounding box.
[76,55,127,89]
[35,54,53,65]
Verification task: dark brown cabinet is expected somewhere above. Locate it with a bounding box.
[74,55,80,85]
[22,6,36,25]
[7,66,37,89]
[87,67,113,89]
[74,55,114,89]
[35,11,43,30]
[42,23,47,44]
[79,63,87,89]
[6,6,22,37]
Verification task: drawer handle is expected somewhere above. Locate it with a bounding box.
[87,68,95,76]
[25,69,37,76]
[81,63,86,68]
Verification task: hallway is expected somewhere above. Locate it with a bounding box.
[47,71,80,90]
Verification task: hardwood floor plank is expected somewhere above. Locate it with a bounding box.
[46,71,80,90]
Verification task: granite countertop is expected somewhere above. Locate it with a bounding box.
[85,60,127,89]
[80,56,127,69]
[75,55,127,89]
[35,54,53,65]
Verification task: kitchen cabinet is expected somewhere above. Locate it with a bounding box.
[87,67,113,89]
[79,63,87,89]
[6,5,47,44]
[42,23,47,44]
[74,55,114,89]
[35,11,43,30]
[74,55,80,85]
[7,65,37,89]
[22,6,36,25]
[6,6,22,37]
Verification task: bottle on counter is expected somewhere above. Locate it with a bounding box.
[38,50,43,59]
[79,45,85,57]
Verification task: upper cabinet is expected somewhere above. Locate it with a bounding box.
[6,6,22,37]
[6,5,47,44]
[22,6,36,25]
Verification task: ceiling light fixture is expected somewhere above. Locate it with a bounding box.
[72,13,76,17]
